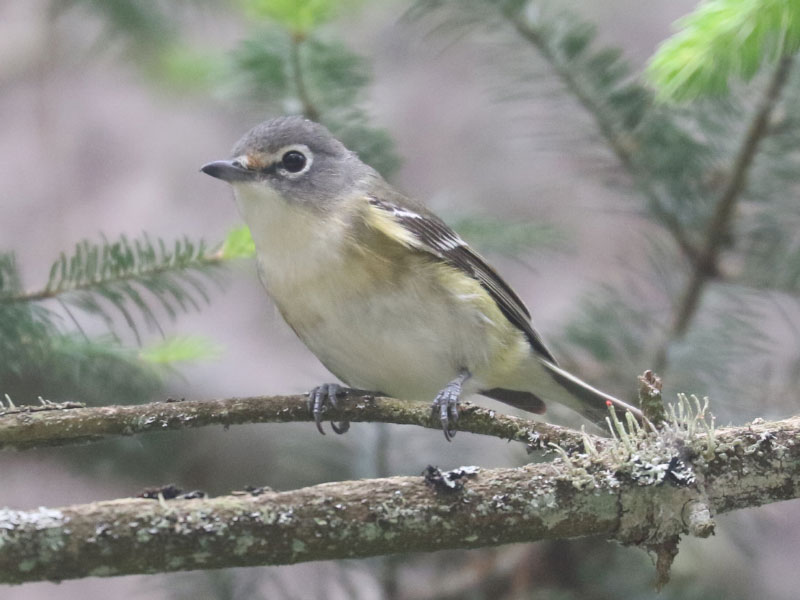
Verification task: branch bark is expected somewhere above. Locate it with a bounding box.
[0,395,591,452]
[1,415,797,585]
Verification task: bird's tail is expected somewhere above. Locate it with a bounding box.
[539,360,643,425]
[485,357,643,429]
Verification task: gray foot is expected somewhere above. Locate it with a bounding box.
[430,371,470,442]
[308,383,350,435]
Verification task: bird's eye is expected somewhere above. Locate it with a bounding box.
[281,151,307,173]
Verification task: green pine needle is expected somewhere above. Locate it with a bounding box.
[220,226,256,260]
[139,335,223,365]
[243,0,365,34]
[647,0,800,101]
[0,253,21,297]
[228,14,400,177]
[0,233,239,343]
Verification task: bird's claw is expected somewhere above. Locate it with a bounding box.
[307,383,350,435]
[330,420,350,434]
[431,376,466,442]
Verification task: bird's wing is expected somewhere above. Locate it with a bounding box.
[364,193,557,364]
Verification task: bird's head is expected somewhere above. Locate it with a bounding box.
[201,116,372,210]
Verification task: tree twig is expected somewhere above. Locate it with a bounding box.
[0,394,592,452]
[1,415,797,585]
[290,32,320,122]
[501,7,700,266]
[502,9,635,170]
[1,252,226,305]
[503,6,795,374]
[653,55,795,372]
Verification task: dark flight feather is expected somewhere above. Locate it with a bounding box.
[366,194,557,365]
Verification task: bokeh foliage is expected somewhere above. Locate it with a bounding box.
[647,0,800,100]
[230,0,400,177]
[415,0,800,423]
[0,231,248,404]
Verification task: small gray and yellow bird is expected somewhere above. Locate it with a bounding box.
[202,116,641,440]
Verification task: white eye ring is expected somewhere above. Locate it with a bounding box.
[276,144,313,177]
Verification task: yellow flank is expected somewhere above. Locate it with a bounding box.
[362,199,531,390]
[435,263,530,388]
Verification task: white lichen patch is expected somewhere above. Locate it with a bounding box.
[278,511,295,525]
[594,395,720,488]
[0,507,65,531]
[0,507,69,574]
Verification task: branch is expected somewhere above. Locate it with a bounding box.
[1,241,226,306]
[289,32,320,121]
[502,8,634,171]
[1,415,797,585]
[505,5,794,374]
[653,54,795,372]
[3,256,223,305]
[0,394,591,452]
[500,7,702,273]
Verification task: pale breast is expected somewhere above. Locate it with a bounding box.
[281,258,501,400]
[231,182,523,401]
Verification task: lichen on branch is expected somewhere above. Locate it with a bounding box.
[0,393,590,452]
[0,414,797,585]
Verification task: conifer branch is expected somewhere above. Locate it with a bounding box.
[290,32,321,122]
[1,414,797,585]
[502,7,634,171]
[653,54,795,372]
[0,235,236,344]
[2,237,225,306]
[5,256,224,305]
[500,6,701,266]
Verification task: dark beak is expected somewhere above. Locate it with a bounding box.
[200,160,255,183]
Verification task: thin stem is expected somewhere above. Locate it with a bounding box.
[501,9,701,274]
[503,10,632,169]
[653,55,795,373]
[290,32,320,121]
[1,254,224,305]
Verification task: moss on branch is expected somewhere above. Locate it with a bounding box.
[0,394,590,452]
[0,415,797,585]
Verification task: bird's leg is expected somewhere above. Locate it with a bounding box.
[307,384,376,435]
[431,370,471,442]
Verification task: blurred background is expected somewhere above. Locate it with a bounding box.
[2,0,799,598]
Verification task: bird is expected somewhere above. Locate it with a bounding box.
[201,116,642,440]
